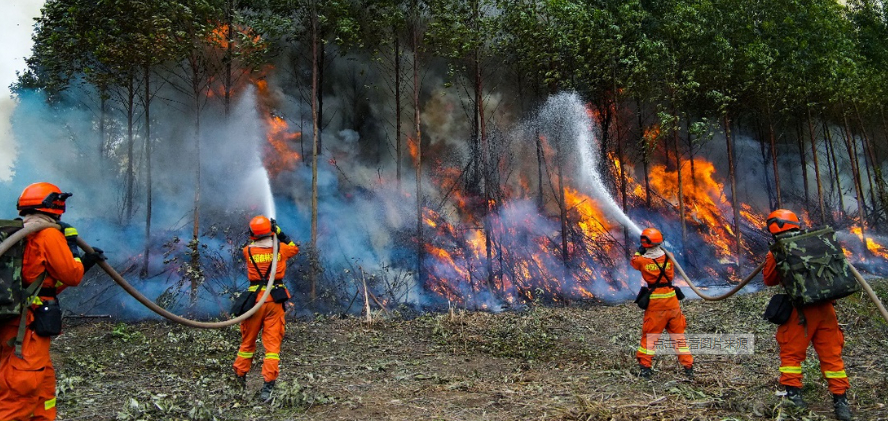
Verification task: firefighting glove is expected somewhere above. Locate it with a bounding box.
[636,246,647,256]
[81,247,106,272]
[270,218,292,244]
[57,221,81,258]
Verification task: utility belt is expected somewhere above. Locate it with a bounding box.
[246,281,289,303]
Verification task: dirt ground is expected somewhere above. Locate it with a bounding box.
[51,280,888,421]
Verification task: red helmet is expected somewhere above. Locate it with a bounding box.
[17,182,72,216]
[249,215,272,238]
[640,228,663,247]
[766,209,800,235]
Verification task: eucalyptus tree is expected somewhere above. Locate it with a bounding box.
[356,0,410,186]
[426,0,506,292]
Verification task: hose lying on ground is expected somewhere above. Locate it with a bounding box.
[663,248,888,324]
[0,222,277,329]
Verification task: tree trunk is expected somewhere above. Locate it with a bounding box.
[224,0,233,117]
[394,32,402,190]
[190,56,203,302]
[724,113,741,261]
[556,137,568,265]
[317,35,326,154]
[637,98,651,207]
[840,109,868,247]
[672,104,686,247]
[535,128,544,209]
[822,118,844,218]
[615,95,629,256]
[474,44,495,294]
[853,102,886,222]
[142,64,153,278]
[125,76,136,221]
[806,106,825,225]
[796,122,810,210]
[310,6,320,301]
[412,1,424,285]
[767,104,781,208]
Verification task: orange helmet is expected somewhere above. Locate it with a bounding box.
[249,215,272,238]
[766,209,800,235]
[17,182,72,216]
[640,228,663,247]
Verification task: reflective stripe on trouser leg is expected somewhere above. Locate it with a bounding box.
[261,303,286,382]
[637,309,668,368]
[811,313,849,395]
[233,303,266,376]
[775,309,807,388]
[666,311,693,369]
[31,364,57,421]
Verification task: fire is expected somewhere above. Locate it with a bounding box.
[850,227,888,260]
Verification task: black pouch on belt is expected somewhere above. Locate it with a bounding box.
[763,293,793,325]
[231,290,258,317]
[31,299,62,337]
[634,286,651,310]
[270,284,290,303]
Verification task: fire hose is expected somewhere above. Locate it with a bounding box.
[0,222,278,329]
[664,249,888,324]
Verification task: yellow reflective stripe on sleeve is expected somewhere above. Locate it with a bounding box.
[237,351,255,359]
[779,366,802,374]
[63,227,78,237]
[637,346,656,355]
[45,397,56,410]
[650,291,676,299]
[74,257,82,263]
[265,353,280,360]
[677,347,691,353]
[248,285,259,292]
[824,370,847,378]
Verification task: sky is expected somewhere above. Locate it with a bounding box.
[0,0,45,181]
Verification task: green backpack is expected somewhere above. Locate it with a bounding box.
[0,219,44,356]
[769,226,860,307]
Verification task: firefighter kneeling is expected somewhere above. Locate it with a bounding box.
[762,209,854,421]
[630,228,693,380]
[232,215,299,402]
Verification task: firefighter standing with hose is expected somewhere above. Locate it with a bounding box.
[630,228,694,380]
[232,215,299,402]
[0,182,104,420]
[762,209,852,421]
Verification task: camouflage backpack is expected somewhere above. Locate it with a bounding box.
[769,226,860,307]
[0,219,41,322]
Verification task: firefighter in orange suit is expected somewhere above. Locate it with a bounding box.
[630,227,693,380]
[233,215,299,402]
[0,182,104,421]
[763,209,851,421]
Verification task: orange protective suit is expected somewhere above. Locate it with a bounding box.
[0,215,84,421]
[763,251,849,395]
[631,248,693,369]
[232,237,299,383]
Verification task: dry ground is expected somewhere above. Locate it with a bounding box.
[52,280,888,421]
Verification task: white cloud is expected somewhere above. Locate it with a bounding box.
[0,0,45,181]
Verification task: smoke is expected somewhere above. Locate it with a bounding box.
[0,0,46,181]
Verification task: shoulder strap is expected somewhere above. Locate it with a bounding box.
[14,271,47,358]
[247,247,273,282]
[650,255,672,289]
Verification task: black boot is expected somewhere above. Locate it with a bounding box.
[259,380,276,402]
[638,365,652,380]
[683,366,694,380]
[784,386,807,409]
[234,374,246,390]
[833,393,852,421]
